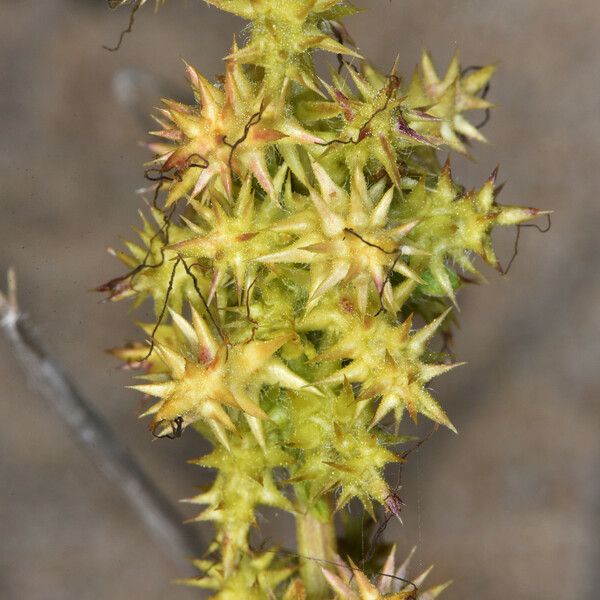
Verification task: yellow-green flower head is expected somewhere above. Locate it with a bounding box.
[150,48,324,206]
[300,54,493,186]
[130,305,316,448]
[168,176,286,301]
[322,546,450,599]
[286,380,400,516]
[150,53,276,205]
[98,206,202,316]
[310,63,441,188]
[405,51,496,153]
[185,432,293,574]
[260,163,423,313]
[184,547,294,598]
[207,0,360,93]
[399,163,547,304]
[317,309,461,432]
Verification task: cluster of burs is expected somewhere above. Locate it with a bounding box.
[100,1,544,598]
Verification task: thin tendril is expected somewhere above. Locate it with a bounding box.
[460,65,492,131]
[144,168,173,183]
[223,101,266,173]
[374,252,404,317]
[96,205,175,297]
[147,153,209,188]
[331,24,358,74]
[168,153,209,182]
[140,257,181,361]
[103,0,142,52]
[178,256,227,342]
[344,228,397,255]
[503,213,552,275]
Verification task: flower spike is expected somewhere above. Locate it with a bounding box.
[100,0,547,596]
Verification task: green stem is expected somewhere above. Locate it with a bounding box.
[295,500,337,599]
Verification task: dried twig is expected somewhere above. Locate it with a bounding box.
[0,269,204,573]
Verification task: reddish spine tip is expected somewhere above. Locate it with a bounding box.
[489,165,500,183]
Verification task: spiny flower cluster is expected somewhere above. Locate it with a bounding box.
[322,546,449,600]
[101,0,545,597]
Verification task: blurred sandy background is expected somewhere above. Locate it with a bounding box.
[1,1,599,598]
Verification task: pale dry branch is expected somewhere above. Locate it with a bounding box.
[0,268,204,573]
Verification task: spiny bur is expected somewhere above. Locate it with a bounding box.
[100,1,546,597]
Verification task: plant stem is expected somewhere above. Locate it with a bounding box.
[295,501,337,599]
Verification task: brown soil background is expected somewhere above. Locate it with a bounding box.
[1,1,599,598]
